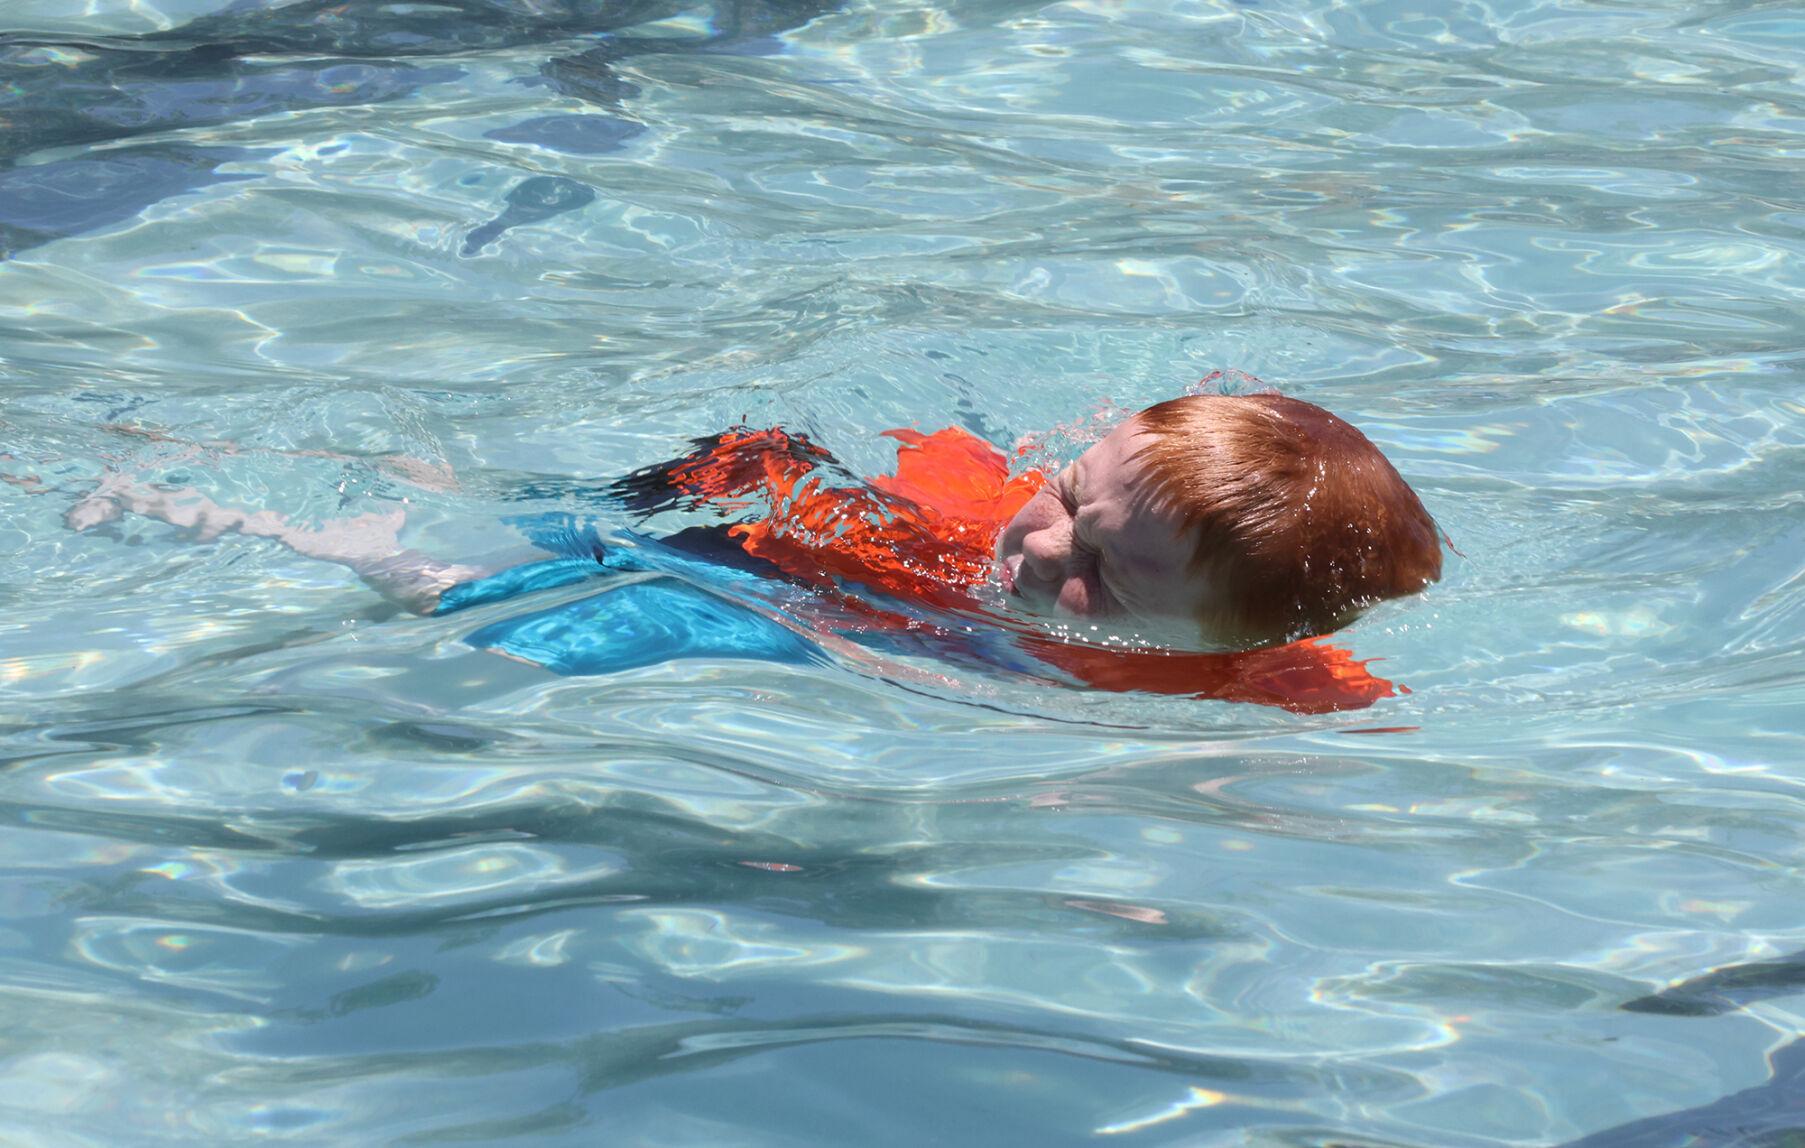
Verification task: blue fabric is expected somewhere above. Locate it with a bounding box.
[432,515,825,676]
[462,577,822,676]
[436,556,607,616]
[430,512,1028,681]
[504,512,613,561]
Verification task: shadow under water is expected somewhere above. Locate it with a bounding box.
[0,0,841,254]
[1623,950,1805,1019]
[1562,1040,1805,1148]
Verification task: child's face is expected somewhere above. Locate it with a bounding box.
[996,417,1224,640]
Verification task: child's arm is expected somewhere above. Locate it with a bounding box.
[67,476,488,613]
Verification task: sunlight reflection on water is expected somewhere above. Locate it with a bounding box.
[1,0,1804,1144]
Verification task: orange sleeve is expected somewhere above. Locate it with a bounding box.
[872,427,1045,524]
[731,426,1044,607]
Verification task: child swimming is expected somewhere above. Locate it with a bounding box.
[1003,394,1441,648]
[603,393,1441,645]
[66,390,1443,711]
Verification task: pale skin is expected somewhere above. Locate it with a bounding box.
[996,414,1228,644]
[67,471,487,612]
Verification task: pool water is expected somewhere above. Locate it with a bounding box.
[3,0,1804,1144]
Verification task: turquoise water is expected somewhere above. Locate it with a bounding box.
[3,0,1804,1144]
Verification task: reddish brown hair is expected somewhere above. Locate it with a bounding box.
[1133,394,1442,645]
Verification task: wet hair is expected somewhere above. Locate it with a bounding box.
[1132,394,1442,644]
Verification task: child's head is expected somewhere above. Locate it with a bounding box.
[996,394,1442,648]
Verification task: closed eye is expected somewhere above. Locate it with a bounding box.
[1068,518,1101,556]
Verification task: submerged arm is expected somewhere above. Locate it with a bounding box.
[67,476,488,613]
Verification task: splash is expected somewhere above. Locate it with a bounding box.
[1184,368,1275,398]
[1007,399,1132,479]
[1009,370,1280,478]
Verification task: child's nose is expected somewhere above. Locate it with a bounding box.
[1019,527,1071,580]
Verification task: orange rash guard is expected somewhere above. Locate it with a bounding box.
[613,426,1404,715]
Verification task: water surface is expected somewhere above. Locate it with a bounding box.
[2,0,1804,1144]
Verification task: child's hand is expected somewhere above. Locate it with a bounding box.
[67,474,407,563]
[65,487,126,531]
[66,476,277,541]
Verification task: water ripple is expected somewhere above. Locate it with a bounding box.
[2,0,1805,1142]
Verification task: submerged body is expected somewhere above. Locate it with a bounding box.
[64,392,1441,713]
[593,420,1414,713]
